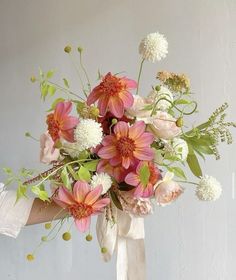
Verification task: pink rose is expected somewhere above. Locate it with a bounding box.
[154,172,183,206]
[40,132,60,164]
[126,95,152,118]
[147,111,181,140]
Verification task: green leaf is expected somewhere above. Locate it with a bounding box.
[46,70,55,79]
[139,164,150,187]
[77,166,91,182]
[48,85,56,97]
[167,166,187,180]
[41,83,49,100]
[63,78,70,88]
[16,184,27,203]
[60,167,71,189]
[67,165,79,180]
[83,160,99,172]
[110,190,123,211]
[31,186,49,201]
[187,144,202,178]
[174,99,192,105]
[2,167,13,175]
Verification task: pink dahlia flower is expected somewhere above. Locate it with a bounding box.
[53,181,110,232]
[46,101,79,143]
[125,161,162,198]
[87,72,137,118]
[97,121,154,170]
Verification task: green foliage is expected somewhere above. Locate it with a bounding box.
[63,78,70,88]
[60,167,71,189]
[77,166,91,182]
[186,144,203,178]
[31,184,49,201]
[139,164,150,187]
[167,166,187,180]
[83,160,99,172]
[16,183,27,203]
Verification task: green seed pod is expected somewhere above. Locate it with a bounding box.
[176,117,184,127]
[86,234,93,242]
[64,45,72,53]
[26,254,35,261]
[45,223,52,230]
[62,232,71,241]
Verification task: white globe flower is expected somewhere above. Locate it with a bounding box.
[148,86,173,111]
[91,172,112,194]
[74,119,103,151]
[139,32,168,62]
[195,175,222,201]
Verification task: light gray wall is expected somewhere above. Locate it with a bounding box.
[0,0,236,279]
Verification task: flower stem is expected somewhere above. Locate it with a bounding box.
[136,59,145,95]
[79,51,91,93]
[176,180,198,186]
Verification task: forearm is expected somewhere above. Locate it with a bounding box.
[26,199,68,225]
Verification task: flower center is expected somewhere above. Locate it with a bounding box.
[46,114,60,142]
[68,203,93,220]
[116,136,135,157]
[101,75,124,96]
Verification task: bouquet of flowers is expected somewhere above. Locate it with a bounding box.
[3,31,235,277]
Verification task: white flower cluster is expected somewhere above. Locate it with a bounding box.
[139,32,168,63]
[91,172,112,194]
[74,119,103,151]
[195,175,222,201]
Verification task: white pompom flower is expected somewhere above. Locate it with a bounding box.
[148,86,173,111]
[91,172,112,195]
[195,175,222,201]
[74,119,103,151]
[139,32,168,62]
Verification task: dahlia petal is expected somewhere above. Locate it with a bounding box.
[114,121,129,137]
[55,102,72,122]
[125,172,140,186]
[129,121,146,139]
[135,132,154,147]
[98,95,109,116]
[102,135,116,146]
[75,217,91,232]
[61,116,79,130]
[60,129,75,142]
[73,181,90,203]
[97,159,112,174]
[109,97,124,118]
[113,166,127,183]
[118,91,134,108]
[109,155,122,166]
[92,197,110,211]
[122,157,131,169]
[53,197,70,209]
[133,147,154,160]
[87,87,102,105]
[56,187,75,205]
[84,185,103,205]
[122,78,138,89]
[98,145,117,159]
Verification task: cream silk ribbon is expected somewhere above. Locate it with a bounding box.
[96,207,146,280]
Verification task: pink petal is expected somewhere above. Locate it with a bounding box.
[129,121,146,139]
[135,183,154,198]
[109,155,122,166]
[75,217,91,232]
[118,91,134,108]
[109,97,124,118]
[61,116,79,130]
[98,145,117,159]
[113,166,127,183]
[60,129,75,142]
[87,87,102,105]
[84,185,102,205]
[125,172,140,186]
[135,132,154,147]
[114,121,129,137]
[123,78,138,89]
[133,147,154,161]
[92,197,110,211]
[55,102,72,122]
[98,95,109,116]
[73,181,90,203]
[56,187,75,205]
[102,135,116,146]
[122,157,131,169]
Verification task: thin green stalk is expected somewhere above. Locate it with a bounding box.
[136,59,145,95]
[79,51,91,93]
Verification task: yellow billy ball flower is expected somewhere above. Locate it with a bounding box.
[62,232,71,241]
[26,254,35,261]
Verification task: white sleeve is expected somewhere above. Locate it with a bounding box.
[0,183,34,238]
